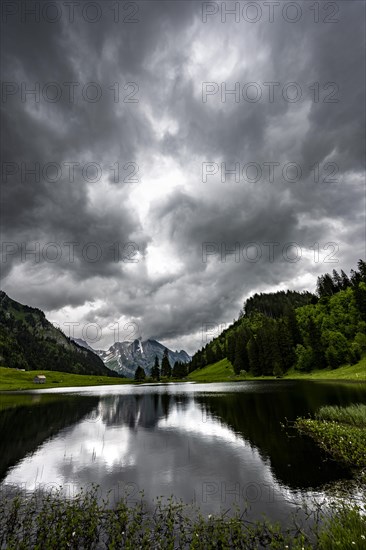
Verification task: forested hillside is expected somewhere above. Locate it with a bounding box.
[188,260,366,377]
[0,292,119,377]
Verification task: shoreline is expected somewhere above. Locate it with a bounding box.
[0,361,365,392]
[1,355,365,391]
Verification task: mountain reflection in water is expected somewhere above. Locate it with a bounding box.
[1,381,365,524]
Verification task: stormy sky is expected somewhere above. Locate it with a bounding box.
[1,0,365,354]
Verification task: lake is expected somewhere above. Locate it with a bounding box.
[1,380,365,526]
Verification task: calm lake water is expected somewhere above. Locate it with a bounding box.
[1,381,366,525]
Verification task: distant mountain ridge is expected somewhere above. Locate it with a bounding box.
[0,291,118,377]
[72,338,97,353]
[96,338,191,378]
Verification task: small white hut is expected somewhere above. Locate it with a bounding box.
[33,375,46,384]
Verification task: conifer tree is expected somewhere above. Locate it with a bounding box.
[340,269,351,290]
[172,361,187,378]
[134,366,146,382]
[161,348,172,378]
[227,334,236,365]
[172,361,180,378]
[233,330,248,374]
[247,337,261,376]
[332,269,343,291]
[151,355,160,381]
[276,319,295,372]
[205,345,215,365]
[307,318,326,369]
[284,307,302,346]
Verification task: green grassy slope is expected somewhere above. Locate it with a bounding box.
[285,355,366,381]
[0,367,132,391]
[187,359,250,382]
[188,356,366,382]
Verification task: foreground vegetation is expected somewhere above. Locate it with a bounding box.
[0,487,365,549]
[295,404,366,478]
[316,404,366,427]
[0,367,130,391]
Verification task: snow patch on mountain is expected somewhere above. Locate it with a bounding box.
[96,338,191,378]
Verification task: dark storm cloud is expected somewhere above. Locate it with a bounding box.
[1,1,156,284]
[1,1,364,353]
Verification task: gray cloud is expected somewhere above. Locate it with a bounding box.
[1,0,364,354]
